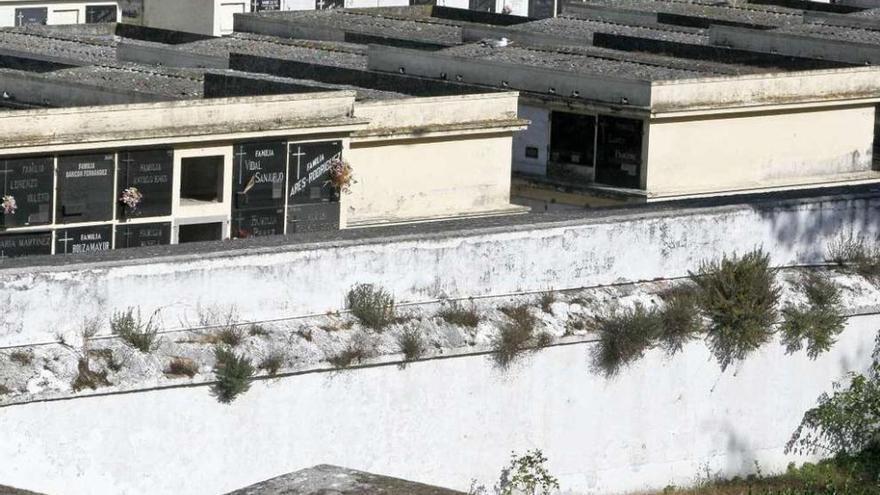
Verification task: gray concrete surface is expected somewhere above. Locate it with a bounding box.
[224,465,463,495]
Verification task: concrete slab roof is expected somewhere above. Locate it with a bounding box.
[45,64,203,98]
[440,43,765,81]
[224,465,464,495]
[511,15,709,44]
[143,33,368,70]
[244,8,464,46]
[568,0,805,28]
[774,21,880,44]
[0,27,114,65]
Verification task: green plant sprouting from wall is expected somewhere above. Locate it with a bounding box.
[492,304,553,368]
[780,271,847,359]
[591,248,850,377]
[346,283,396,330]
[110,307,161,353]
[210,345,254,404]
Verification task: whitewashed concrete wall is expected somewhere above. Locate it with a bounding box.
[1,195,879,347]
[0,314,875,495]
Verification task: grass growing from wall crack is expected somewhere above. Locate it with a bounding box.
[165,356,198,378]
[437,301,481,328]
[258,350,286,377]
[71,357,110,392]
[397,328,425,363]
[9,350,32,366]
[492,304,544,368]
[210,346,254,404]
[328,332,376,369]
[346,283,396,330]
[539,292,557,314]
[110,307,160,353]
[591,303,662,377]
[826,234,880,281]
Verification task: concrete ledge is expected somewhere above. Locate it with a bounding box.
[116,42,230,69]
[367,45,653,107]
[709,24,880,65]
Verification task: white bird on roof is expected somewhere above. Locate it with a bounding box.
[492,37,511,48]
[481,37,511,48]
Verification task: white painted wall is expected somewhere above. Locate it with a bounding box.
[0,1,118,26]
[142,0,250,36]
[1,195,878,347]
[344,0,408,8]
[279,0,410,10]
[496,0,527,16]
[512,104,549,176]
[435,0,469,10]
[0,314,875,495]
[280,0,312,10]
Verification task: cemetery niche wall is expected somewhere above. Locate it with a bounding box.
[0,138,345,259]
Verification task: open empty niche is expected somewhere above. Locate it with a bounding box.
[180,156,224,205]
[178,222,223,243]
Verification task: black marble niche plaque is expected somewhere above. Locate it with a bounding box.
[115,222,172,249]
[57,153,115,224]
[0,231,51,259]
[287,202,340,234]
[288,141,341,205]
[233,141,286,210]
[232,207,284,238]
[117,149,173,220]
[0,156,53,229]
[55,224,113,255]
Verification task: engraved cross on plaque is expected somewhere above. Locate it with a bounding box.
[57,231,75,255]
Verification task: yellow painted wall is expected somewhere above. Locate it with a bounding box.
[345,134,517,226]
[646,105,877,196]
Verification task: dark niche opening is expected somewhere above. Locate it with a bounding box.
[180,156,224,204]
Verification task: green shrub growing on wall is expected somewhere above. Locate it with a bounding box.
[690,249,780,371]
[110,307,160,353]
[210,346,254,404]
[826,234,880,281]
[437,301,481,328]
[258,350,286,377]
[492,304,541,368]
[781,271,847,359]
[346,283,396,330]
[397,328,425,363]
[591,303,662,377]
[657,284,703,356]
[327,331,376,369]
